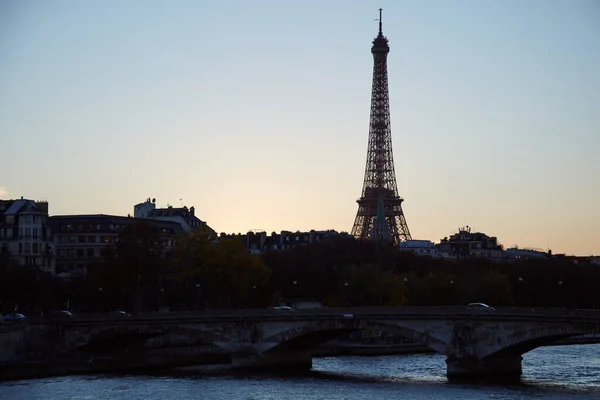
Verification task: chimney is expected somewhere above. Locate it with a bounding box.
[190,206,195,216]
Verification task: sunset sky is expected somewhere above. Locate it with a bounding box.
[1,1,598,255]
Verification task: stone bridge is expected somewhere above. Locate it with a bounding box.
[12,306,600,377]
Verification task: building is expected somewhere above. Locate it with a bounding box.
[134,198,211,232]
[437,226,505,260]
[399,240,440,258]
[504,247,551,261]
[219,230,352,255]
[0,197,55,275]
[49,214,183,278]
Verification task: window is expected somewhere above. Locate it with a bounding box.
[69,236,77,243]
[87,235,96,243]
[78,236,86,243]
[87,248,95,257]
[77,249,84,258]
[33,228,38,238]
[0,229,3,238]
[33,243,38,253]
[57,249,66,257]
[59,236,68,243]
[18,243,22,254]
[24,243,30,253]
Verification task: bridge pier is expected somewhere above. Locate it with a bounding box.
[445,355,523,379]
[231,350,313,371]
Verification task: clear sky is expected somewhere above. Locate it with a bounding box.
[1,0,599,255]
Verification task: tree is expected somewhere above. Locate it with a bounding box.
[170,226,270,308]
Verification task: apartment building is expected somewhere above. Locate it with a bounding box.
[49,214,183,278]
[0,197,55,275]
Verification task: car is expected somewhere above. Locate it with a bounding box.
[466,303,496,313]
[3,313,26,322]
[112,310,131,317]
[51,310,73,319]
[270,306,294,311]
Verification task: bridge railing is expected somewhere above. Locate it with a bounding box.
[32,305,600,326]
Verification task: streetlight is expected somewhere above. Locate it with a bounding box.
[517,277,524,307]
[195,283,201,311]
[558,280,564,309]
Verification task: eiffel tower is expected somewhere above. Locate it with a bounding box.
[351,9,412,244]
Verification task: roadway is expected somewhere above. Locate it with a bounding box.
[27,306,600,326]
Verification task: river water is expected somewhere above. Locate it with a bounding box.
[2,345,600,399]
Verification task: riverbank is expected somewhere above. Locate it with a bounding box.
[0,342,431,382]
[0,353,231,382]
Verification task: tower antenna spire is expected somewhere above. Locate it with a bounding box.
[379,8,383,35]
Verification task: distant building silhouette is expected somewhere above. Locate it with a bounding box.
[219,230,352,255]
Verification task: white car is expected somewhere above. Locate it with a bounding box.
[466,303,496,313]
[270,306,294,311]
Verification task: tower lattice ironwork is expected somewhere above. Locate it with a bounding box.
[351,9,412,244]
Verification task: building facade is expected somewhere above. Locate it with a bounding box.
[437,226,505,260]
[49,214,183,278]
[134,198,211,232]
[0,198,55,275]
[399,240,440,258]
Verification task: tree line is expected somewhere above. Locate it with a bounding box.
[1,221,598,315]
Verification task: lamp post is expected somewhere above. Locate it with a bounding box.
[558,280,563,308]
[195,283,201,311]
[293,280,298,302]
[517,277,524,307]
[343,282,349,306]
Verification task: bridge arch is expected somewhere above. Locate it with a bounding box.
[263,319,447,354]
[479,322,600,360]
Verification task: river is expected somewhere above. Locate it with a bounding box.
[1,345,599,399]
